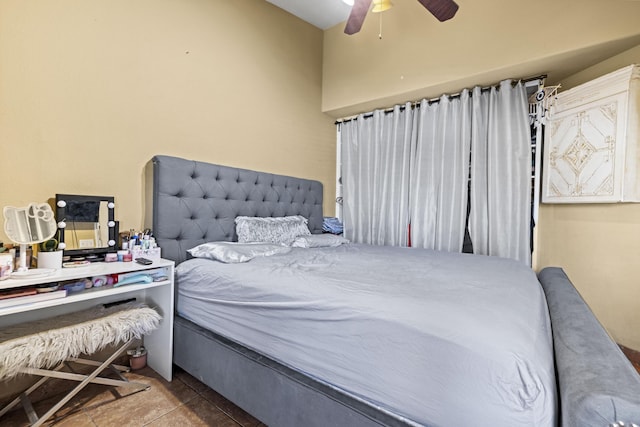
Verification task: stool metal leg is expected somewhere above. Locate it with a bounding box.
[19,368,148,388]
[69,357,130,373]
[0,362,66,419]
[29,338,141,427]
[19,394,38,425]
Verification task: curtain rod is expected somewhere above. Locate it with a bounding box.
[334,74,547,125]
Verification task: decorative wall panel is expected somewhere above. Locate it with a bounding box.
[543,65,640,203]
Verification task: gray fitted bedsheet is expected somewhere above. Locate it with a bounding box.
[176,244,556,427]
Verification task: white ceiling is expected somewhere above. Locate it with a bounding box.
[265,0,351,30]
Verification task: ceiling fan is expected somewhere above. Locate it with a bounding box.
[344,0,459,35]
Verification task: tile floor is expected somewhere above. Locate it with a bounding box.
[2,354,640,427]
[621,346,640,375]
[0,363,265,427]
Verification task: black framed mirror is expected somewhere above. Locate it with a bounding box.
[55,194,118,260]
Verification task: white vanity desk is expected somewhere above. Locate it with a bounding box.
[0,259,174,381]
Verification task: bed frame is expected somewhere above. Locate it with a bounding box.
[147,154,640,427]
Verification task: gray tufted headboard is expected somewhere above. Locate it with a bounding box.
[147,155,324,264]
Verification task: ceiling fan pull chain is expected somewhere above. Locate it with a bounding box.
[378,11,383,39]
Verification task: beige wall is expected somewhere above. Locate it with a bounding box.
[0,0,336,245]
[535,45,640,350]
[322,0,640,118]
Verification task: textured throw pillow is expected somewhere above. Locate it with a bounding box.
[235,215,311,245]
[291,234,350,248]
[187,241,291,263]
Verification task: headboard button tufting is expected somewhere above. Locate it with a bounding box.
[151,155,324,264]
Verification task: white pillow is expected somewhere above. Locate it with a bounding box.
[291,234,349,248]
[188,241,291,263]
[235,215,311,245]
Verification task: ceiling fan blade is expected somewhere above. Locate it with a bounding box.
[344,0,373,35]
[416,0,459,22]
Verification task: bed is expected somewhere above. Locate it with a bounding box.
[146,154,640,427]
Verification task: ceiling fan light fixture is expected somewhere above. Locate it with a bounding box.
[372,0,393,13]
[344,0,458,35]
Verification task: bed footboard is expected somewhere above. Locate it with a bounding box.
[538,267,640,427]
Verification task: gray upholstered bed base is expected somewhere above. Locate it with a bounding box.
[174,316,408,427]
[538,267,640,427]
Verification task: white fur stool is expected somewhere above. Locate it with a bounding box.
[0,302,161,426]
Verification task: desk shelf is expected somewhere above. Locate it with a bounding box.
[0,260,171,291]
[0,259,175,381]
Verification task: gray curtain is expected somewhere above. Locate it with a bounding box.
[469,81,532,264]
[410,91,472,252]
[341,104,413,246]
[340,81,532,264]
